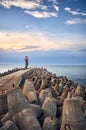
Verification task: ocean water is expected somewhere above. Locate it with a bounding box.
[0,63,24,73]
[0,64,86,88]
[45,65,86,88]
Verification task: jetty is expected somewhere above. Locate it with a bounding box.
[0,69,30,91]
[0,67,86,130]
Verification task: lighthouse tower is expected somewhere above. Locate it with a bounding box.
[24,56,29,69]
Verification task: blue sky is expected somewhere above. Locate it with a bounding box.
[0,0,86,65]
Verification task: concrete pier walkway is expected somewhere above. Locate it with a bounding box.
[0,69,30,92]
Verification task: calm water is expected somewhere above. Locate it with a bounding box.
[0,64,86,88]
[0,63,24,73]
[45,65,86,88]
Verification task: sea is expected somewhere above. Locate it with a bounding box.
[0,64,86,88]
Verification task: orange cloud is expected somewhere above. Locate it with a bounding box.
[0,31,86,52]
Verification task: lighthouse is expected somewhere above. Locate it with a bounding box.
[24,56,29,69]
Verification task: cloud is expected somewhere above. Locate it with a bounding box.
[0,31,58,52]
[0,0,59,18]
[53,5,59,11]
[64,7,86,16]
[25,25,31,29]
[39,5,48,10]
[24,10,57,18]
[80,49,86,52]
[0,0,40,9]
[65,18,86,24]
[65,7,71,11]
[48,0,59,12]
[71,50,86,56]
[0,31,86,52]
[48,0,58,4]
[18,45,40,51]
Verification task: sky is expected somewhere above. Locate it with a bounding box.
[0,0,86,65]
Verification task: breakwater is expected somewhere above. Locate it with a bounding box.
[0,68,23,77]
[0,67,86,130]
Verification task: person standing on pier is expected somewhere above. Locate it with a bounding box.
[24,56,29,69]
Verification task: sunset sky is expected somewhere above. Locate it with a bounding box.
[0,0,86,65]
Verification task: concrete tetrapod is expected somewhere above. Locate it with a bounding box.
[61,88,69,100]
[26,91,38,104]
[39,88,52,106]
[23,79,38,104]
[53,83,60,95]
[23,79,35,95]
[0,93,8,115]
[7,87,30,119]
[75,84,85,96]
[0,120,19,130]
[42,116,60,130]
[13,108,42,130]
[42,97,58,117]
[60,98,86,130]
[39,78,51,92]
[29,104,42,119]
[57,87,70,102]
[1,112,9,123]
